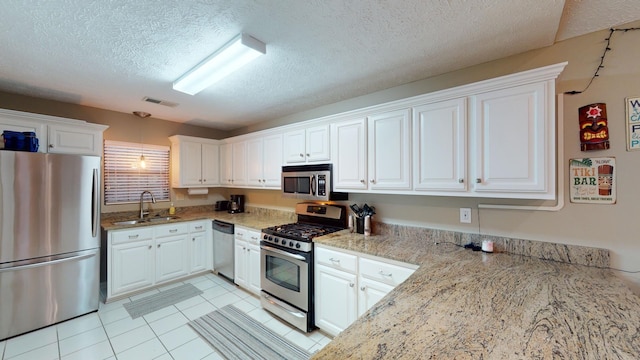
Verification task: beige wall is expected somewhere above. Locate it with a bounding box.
[2,21,639,292]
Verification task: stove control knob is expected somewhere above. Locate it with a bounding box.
[295,243,301,249]
[289,241,294,247]
[263,234,268,240]
[273,238,279,244]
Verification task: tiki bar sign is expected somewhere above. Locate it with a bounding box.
[569,157,616,204]
[579,103,609,151]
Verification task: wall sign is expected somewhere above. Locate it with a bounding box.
[626,96,640,150]
[578,103,609,151]
[569,157,616,204]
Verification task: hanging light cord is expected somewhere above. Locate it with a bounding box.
[565,27,640,95]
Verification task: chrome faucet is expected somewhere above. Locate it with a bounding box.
[139,191,156,219]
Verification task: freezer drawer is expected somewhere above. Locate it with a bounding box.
[0,249,99,340]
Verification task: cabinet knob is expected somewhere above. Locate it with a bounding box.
[192,238,195,241]
[329,257,340,263]
[349,283,354,288]
[370,179,375,184]
[360,286,366,291]
[157,244,161,248]
[306,153,310,157]
[299,153,304,157]
[199,179,203,183]
[49,144,54,148]
[458,178,464,183]
[476,178,482,183]
[148,245,152,249]
[203,179,206,183]
[360,179,365,184]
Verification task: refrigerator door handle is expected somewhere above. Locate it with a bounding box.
[92,168,99,238]
[0,251,97,273]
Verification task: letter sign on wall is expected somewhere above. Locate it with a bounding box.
[626,97,640,151]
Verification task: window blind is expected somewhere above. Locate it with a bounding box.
[104,140,170,205]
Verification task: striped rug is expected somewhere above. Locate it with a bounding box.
[189,305,312,360]
[123,283,203,319]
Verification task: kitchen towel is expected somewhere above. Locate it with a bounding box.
[190,304,312,360]
[123,283,203,319]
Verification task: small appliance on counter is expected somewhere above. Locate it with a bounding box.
[228,195,245,214]
[214,200,230,211]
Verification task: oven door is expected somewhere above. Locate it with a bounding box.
[260,243,310,311]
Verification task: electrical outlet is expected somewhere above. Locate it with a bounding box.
[460,208,471,223]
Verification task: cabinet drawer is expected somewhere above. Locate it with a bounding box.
[315,246,357,274]
[235,227,247,240]
[154,223,189,238]
[247,230,261,245]
[111,228,154,245]
[189,221,208,233]
[359,257,415,286]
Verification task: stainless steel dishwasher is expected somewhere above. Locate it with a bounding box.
[212,220,234,282]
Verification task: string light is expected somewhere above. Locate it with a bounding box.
[565,27,640,95]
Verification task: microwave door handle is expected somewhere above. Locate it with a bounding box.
[310,175,316,196]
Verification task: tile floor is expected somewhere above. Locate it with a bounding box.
[0,273,332,360]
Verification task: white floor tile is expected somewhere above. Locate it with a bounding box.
[97,306,130,325]
[60,340,114,360]
[200,285,229,300]
[174,294,207,311]
[109,325,156,354]
[207,291,243,308]
[102,316,146,338]
[57,313,102,340]
[156,281,186,291]
[201,352,225,360]
[263,317,295,336]
[191,279,217,292]
[0,340,6,357]
[157,324,199,351]
[170,337,214,360]
[246,307,277,324]
[58,326,108,357]
[98,298,130,313]
[232,298,259,313]
[152,354,174,360]
[115,338,167,360]
[148,312,189,336]
[286,329,318,351]
[181,301,217,321]
[5,342,59,360]
[4,326,58,359]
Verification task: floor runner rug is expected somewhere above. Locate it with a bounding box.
[189,304,312,360]
[123,283,203,319]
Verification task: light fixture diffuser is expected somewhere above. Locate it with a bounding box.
[173,33,266,95]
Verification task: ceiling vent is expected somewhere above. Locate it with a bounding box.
[142,97,178,108]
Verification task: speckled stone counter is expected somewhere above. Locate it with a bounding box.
[312,232,640,359]
[100,205,296,232]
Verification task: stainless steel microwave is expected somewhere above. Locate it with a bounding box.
[281,164,348,201]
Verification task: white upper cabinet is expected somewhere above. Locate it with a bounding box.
[332,118,368,190]
[283,124,330,164]
[413,98,467,192]
[367,109,412,191]
[232,140,247,186]
[0,108,107,156]
[220,143,233,186]
[169,135,220,188]
[470,81,552,198]
[247,133,283,188]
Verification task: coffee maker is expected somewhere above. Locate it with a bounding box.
[228,195,245,214]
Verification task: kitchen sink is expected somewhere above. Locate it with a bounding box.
[112,216,179,226]
[112,219,148,225]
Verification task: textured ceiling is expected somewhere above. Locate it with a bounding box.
[1,0,639,131]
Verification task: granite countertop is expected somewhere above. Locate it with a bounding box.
[312,232,640,359]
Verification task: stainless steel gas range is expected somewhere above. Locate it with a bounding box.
[260,203,347,332]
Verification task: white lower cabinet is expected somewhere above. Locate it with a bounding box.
[314,245,417,336]
[107,220,213,300]
[234,226,262,295]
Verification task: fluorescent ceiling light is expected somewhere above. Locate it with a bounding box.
[173,33,266,95]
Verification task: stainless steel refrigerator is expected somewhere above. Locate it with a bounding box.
[0,151,101,340]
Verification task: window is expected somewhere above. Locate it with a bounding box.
[103,140,170,205]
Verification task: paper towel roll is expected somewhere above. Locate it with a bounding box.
[187,188,209,195]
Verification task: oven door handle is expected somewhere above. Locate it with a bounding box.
[261,245,306,261]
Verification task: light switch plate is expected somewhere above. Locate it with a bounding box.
[460,208,471,223]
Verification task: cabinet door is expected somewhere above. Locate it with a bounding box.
[471,82,550,197]
[413,98,467,191]
[234,239,248,288]
[368,109,412,190]
[314,264,357,336]
[190,232,207,274]
[247,243,261,295]
[283,129,307,163]
[232,141,247,186]
[48,124,102,156]
[155,235,189,283]
[111,240,154,296]
[357,277,394,317]
[182,141,204,186]
[219,143,233,186]
[305,125,331,162]
[246,137,264,186]
[262,133,283,188]
[201,143,220,186]
[332,118,367,191]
